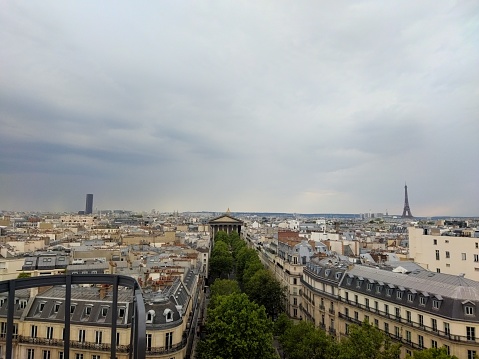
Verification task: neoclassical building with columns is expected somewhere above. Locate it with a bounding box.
[208,210,243,241]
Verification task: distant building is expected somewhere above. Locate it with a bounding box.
[85,194,93,215]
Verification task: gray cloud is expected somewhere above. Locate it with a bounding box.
[1,1,478,216]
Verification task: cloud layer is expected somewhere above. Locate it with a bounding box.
[1,1,478,216]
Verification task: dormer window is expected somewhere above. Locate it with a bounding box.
[407,293,415,302]
[346,277,352,285]
[101,307,109,317]
[419,297,427,306]
[397,291,403,300]
[432,300,440,309]
[465,306,474,316]
[325,269,331,277]
[376,286,382,294]
[118,308,125,318]
[367,283,373,291]
[70,304,76,314]
[19,300,28,309]
[164,309,173,323]
[335,272,341,280]
[146,310,155,323]
[85,305,92,316]
[356,280,363,288]
[386,288,393,297]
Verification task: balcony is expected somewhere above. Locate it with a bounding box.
[328,308,335,315]
[0,274,146,359]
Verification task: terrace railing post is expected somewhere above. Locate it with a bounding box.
[6,280,15,359]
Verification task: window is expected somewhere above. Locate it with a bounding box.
[444,345,450,355]
[118,307,125,318]
[85,306,92,316]
[39,302,46,312]
[386,288,393,297]
[146,310,155,323]
[475,254,479,263]
[436,268,441,273]
[365,298,369,309]
[419,296,426,305]
[70,305,76,314]
[465,306,475,316]
[418,334,424,349]
[407,293,414,302]
[42,350,51,359]
[384,304,389,315]
[27,349,35,359]
[418,314,424,327]
[462,253,467,260]
[467,326,476,341]
[406,311,412,323]
[344,308,349,317]
[374,301,378,311]
[445,251,450,258]
[146,334,152,351]
[354,311,359,321]
[356,280,362,288]
[468,350,477,359]
[46,326,53,339]
[433,239,437,245]
[394,326,400,338]
[293,278,297,285]
[293,298,297,305]
[54,303,60,313]
[165,332,173,350]
[374,318,379,327]
[78,329,85,343]
[59,352,64,359]
[31,325,38,338]
[92,356,101,359]
[101,307,108,317]
[406,350,412,356]
[116,332,120,346]
[444,322,450,336]
[95,331,102,345]
[346,277,352,285]
[395,307,400,318]
[376,286,382,294]
[397,291,403,300]
[406,330,411,343]
[435,250,440,260]
[476,243,479,249]
[384,322,389,334]
[75,355,83,359]
[354,295,358,304]
[431,318,437,331]
[367,283,373,291]
[345,323,350,334]
[364,315,369,323]
[431,340,437,348]
[293,308,298,317]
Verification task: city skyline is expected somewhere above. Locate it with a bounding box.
[1,2,478,216]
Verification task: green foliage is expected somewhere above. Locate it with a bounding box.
[209,279,241,309]
[199,293,278,359]
[244,269,286,318]
[406,347,458,359]
[337,321,401,359]
[214,230,229,244]
[242,258,264,285]
[17,272,31,279]
[279,320,337,359]
[273,312,293,336]
[235,247,259,283]
[209,240,234,279]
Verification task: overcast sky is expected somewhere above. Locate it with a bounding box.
[1,1,478,216]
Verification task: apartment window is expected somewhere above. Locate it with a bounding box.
[407,293,414,302]
[418,334,424,349]
[39,302,46,312]
[92,356,101,359]
[345,292,349,301]
[367,283,373,291]
[95,331,102,345]
[345,323,350,334]
[116,332,120,346]
[42,350,51,359]
[344,308,349,317]
[435,250,440,260]
[293,278,297,285]
[375,286,382,294]
[445,251,450,258]
[475,254,479,263]
[468,350,477,359]
[395,307,400,318]
[431,340,437,348]
[406,311,412,323]
[31,325,38,338]
[444,345,450,355]
[354,295,358,304]
[467,326,476,341]
[419,296,426,306]
[384,304,389,315]
[365,298,369,309]
[75,355,83,359]
[146,334,152,351]
[59,352,64,359]
[465,306,475,316]
[418,314,424,327]
[364,315,369,323]
[406,330,411,343]
[78,329,85,343]
[431,318,437,331]
[374,301,378,312]
[118,307,125,318]
[85,306,92,316]
[346,277,352,285]
[70,305,76,314]
[394,326,400,338]
[444,322,450,336]
[356,280,362,288]
[406,350,412,356]
[396,291,403,300]
[386,288,393,297]
[476,243,479,249]
[374,318,379,327]
[54,303,60,313]
[354,311,359,321]
[46,326,54,339]
[293,308,298,317]
[27,349,35,359]
[165,332,173,350]
[433,239,437,245]
[101,307,108,317]
[293,297,297,305]
[462,253,467,260]
[384,322,389,334]
[436,268,441,273]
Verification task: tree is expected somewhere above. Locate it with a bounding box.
[235,247,259,283]
[273,312,293,337]
[17,272,31,279]
[199,293,278,359]
[209,279,241,309]
[214,230,229,244]
[242,258,264,286]
[407,347,458,359]
[337,321,401,359]
[209,241,234,279]
[280,320,337,359]
[244,269,286,318]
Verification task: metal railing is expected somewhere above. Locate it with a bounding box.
[0,274,146,359]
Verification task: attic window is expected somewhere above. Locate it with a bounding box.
[39,302,46,312]
[70,305,76,314]
[465,306,474,316]
[335,272,342,280]
[54,302,61,313]
[146,310,155,323]
[101,307,109,317]
[19,300,28,309]
[118,308,125,318]
[346,278,352,285]
[324,269,331,276]
[432,300,440,309]
[164,309,173,322]
[85,306,92,316]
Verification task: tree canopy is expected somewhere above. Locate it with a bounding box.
[406,347,458,359]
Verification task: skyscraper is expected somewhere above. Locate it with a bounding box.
[85,193,93,214]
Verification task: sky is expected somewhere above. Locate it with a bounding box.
[1,1,478,216]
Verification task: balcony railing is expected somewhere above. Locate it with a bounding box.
[0,274,146,359]
[146,338,188,354]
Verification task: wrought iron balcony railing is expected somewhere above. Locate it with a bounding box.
[0,274,146,359]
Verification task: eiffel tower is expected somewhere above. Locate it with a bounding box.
[402,183,413,218]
